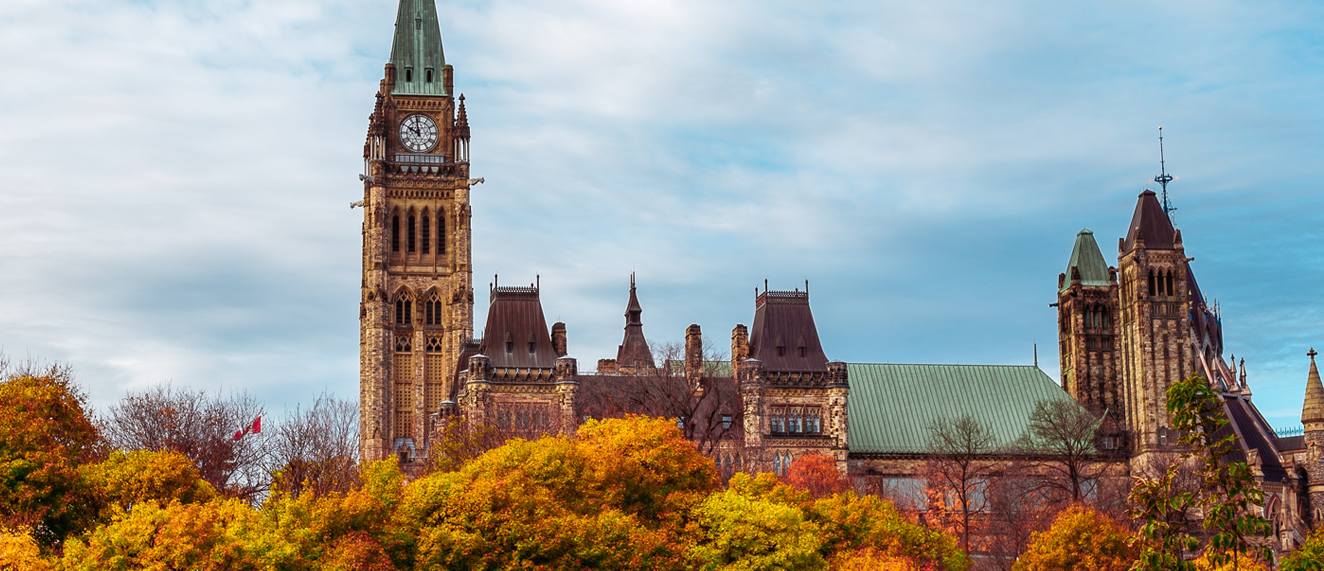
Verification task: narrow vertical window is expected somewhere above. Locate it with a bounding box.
[438,213,447,254]
[405,68,413,82]
[404,301,412,325]
[408,215,417,253]
[396,300,403,325]
[425,68,434,83]
[1147,270,1155,296]
[391,215,400,252]
[421,212,431,254]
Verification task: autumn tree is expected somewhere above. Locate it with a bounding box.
[925,415,998,552]
[80,449,216,516]
[0,360,103,548]
[266,391,360,498]
[102,384,266,500]
[1012,504,1135,571]
[783,453,849,498]
[577,340,742,456]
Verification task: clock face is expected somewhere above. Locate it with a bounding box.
[399,114,439,153]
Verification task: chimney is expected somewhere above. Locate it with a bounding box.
[552,322,567,357]
[731,324,749,372]
[685,324,702,383]
[385,63,397,89]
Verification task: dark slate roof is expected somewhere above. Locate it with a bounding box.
[479,286,558,368]
[616,278,654,369]
[1123,190,1177,253]
[846,364,1077,455]
[1276,435,1306,453]
[389,0,448,97]
[1061,229,1112,292]
[1220,395,1287,482]
[749,290,829,373]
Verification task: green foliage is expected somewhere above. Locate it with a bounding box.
[1128,463,1198,571]
[1012,504,1134,571]
[1281,527,1324,571]
[1166,374,1273,568]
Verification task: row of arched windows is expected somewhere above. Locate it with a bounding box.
[1148,269,1176,297]
[390,209,447,255]
[393,291,446,328]
[1084,305,1110,330]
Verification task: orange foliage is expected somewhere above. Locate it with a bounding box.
[0,372,102,547]
[784,453,849,498]
[1013,504,1135,571]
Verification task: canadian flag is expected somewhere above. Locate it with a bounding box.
[233,416,262,441]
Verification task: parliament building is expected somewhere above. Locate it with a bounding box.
[357,0,1323,556]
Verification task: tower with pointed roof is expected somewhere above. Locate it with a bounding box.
[359,0,475,464]
[615,274,655,374]
[1057,229,1121,420]
[1303,349,1324,526]
[735,285,849,473]
[1115,189,1194,457]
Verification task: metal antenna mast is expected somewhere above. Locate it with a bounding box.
[1155,126,1176,217]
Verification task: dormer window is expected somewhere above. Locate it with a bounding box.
[776,345,785,357]
[528,341,537,354]
[504,332,514,354]
[425,68,434,83]
[405,68,413,82]
[798,346,806,358]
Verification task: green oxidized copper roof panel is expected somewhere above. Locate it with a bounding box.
[1061,229,1111,292]
[845,363,1075,455]
[390,0,448,97]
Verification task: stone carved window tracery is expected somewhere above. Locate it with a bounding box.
[424,293,443,326]
[770,406,822,436]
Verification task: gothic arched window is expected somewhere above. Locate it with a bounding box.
[391,215,400,252]
[424,293,443,326]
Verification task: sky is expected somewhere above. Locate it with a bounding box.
[1,0,1321,429]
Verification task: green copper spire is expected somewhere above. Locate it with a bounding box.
[389,0,447,97]
[1061,229,1111,292]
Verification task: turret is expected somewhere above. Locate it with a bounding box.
[1301,348,1324,527]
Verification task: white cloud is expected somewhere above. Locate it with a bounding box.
[1,0,1322,429]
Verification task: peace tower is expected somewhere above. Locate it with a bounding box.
[359,0,474,464]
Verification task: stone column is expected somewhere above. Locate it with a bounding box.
[826,360,850,472]
[739,358,766,469]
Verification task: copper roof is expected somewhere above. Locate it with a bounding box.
[1122,190,1177,253]
[1061,229,1111,292]
[479,285,559,368]
[749,289,829,373]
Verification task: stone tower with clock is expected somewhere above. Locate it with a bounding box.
[359,0,474,464]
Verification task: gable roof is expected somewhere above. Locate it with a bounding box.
[846,364,1076,455]
[1122,190,1177,253]
[1061,229,1111,292]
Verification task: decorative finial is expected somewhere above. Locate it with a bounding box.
[1310,348,1318,360]
[1155,127,1177,219]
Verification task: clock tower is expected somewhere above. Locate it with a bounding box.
[359,0,474,464]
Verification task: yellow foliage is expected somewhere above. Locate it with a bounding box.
[0,527,52,571]
[831,547,924,571]
[1013,504,1134,571]
[1193,551,1271,571]
[81,449,215,513]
